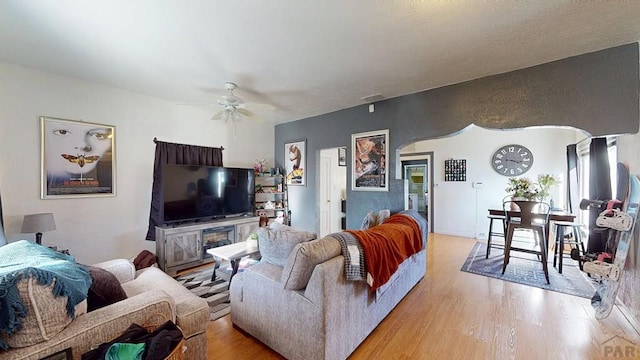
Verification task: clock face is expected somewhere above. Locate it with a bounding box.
[491,144,534,176]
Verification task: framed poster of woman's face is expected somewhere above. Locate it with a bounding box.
[352,129,388,191]
[41,116,116,199]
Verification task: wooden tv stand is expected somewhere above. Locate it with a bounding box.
[156,216,259,275]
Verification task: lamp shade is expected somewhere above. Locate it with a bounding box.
[21,213,56,233]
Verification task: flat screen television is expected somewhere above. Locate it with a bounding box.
[161,164,255,224]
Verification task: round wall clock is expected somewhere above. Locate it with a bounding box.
[491,144,534,176]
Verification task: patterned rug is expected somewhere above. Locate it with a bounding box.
[173,265,232,321]
[461,242,598,298]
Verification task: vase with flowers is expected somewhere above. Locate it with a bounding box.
[505,177,541,201]
[254,159,267,176]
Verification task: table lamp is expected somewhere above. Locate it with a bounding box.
[22,213,56,245]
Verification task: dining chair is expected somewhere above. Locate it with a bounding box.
[502,199,552,283]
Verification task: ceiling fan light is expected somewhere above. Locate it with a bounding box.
[221,110,230,122]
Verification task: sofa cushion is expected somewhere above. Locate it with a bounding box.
[122,266,209,339]
[257,228,317,267]
[281,237,342,290]
[85,265,128,311]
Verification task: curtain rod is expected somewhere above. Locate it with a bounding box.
[152,137,224,150]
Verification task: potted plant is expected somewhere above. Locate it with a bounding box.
[537,174,560,202]
[505,177,540,201]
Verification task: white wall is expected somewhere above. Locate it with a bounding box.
[0,62,273,264]
[401,125,586,238]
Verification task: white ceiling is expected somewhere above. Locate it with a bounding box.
[1,1,640,124]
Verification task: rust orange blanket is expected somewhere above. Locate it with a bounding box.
[346,214,423,290]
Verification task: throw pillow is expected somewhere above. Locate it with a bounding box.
[268,221,294,232]
[133,250,156,270]
[360,211,379,230]
[281,237,342,290]
[257,227,317,267]
[378,209,391,223]
[85,265,128,312]
[3,279,87,348]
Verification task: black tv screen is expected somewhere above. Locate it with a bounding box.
[162,164,255,224]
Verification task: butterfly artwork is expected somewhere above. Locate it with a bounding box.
[61,154,100,168]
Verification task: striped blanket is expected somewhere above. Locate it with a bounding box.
[330,232,368,283]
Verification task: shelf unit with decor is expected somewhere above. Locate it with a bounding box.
[254,174,291,226]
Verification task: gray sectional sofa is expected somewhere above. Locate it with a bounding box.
[230,211,428,360]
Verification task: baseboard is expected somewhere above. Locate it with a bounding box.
[616,302,640,336]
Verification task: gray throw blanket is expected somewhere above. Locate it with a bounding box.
[0,240,91,350]
[398,209,429,247]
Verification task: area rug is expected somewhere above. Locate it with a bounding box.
[461,242,597,298]
[173,265,232,321]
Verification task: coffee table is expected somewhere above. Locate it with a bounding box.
[206,241,260,285]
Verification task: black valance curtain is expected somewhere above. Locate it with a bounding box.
[145,139,223,241]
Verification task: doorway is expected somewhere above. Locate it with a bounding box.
[404,164,428,217]
[318,147,347,237]
[401,153,434,232]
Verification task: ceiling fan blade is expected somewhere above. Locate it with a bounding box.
[176,102,214,106]
[237,108,266,122]
[241,102,276,112]
[211,109,227,121]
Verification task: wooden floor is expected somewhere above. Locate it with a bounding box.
[206,234,640,359]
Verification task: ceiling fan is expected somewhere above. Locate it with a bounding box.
[209,82,275,123]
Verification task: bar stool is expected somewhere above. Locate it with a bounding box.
[486,196,513,258]
[553,221,586,273]
[486,214,506,258]
[502,200,551,284]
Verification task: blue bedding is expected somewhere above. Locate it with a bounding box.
[0,240,91,349]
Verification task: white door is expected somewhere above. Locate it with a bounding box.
[319,148,347,237]
[319,154,332,237]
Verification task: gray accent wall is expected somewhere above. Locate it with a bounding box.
[275,43,639,232]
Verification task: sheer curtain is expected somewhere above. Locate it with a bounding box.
[565,144,579,213]
[145,139,223,241]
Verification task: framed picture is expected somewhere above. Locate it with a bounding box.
[40,116,116,199]
[285,139,306,186]
[352,129,388,191]
[338,147,347,166]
